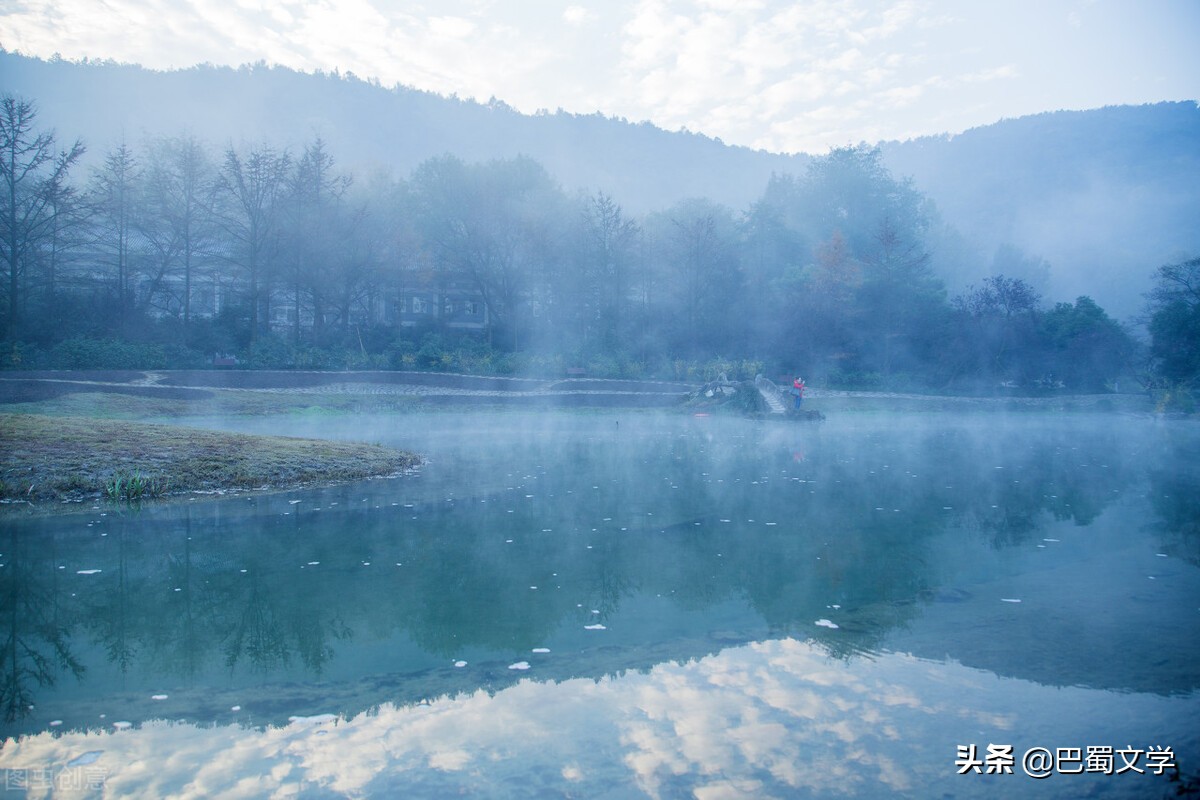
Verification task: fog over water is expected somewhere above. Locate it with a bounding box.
[1,5,1198,796]
[1,408,1197,797]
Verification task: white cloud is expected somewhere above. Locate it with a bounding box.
[609,0,944,150]
[0,0,1196,152]
[428,15,476,38]
[881,83,925,108]
[563,5,598,26]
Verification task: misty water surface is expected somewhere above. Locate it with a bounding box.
[1,410,1198,798]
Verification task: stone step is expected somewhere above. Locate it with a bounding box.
[758,386,787,414]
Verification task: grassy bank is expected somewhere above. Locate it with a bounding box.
[807,391,1155,414]
[0,413,420,508]
[0,386,1157,425]
[0,384,426,419]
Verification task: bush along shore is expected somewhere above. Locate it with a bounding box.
[0,414,420,510]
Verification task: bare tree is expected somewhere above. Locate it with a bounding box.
[283,137,349,342]
[658,198,740,357]
[954,274,1041,319]
[411,155,562,350]
[27,145,87,326]
[89,142,141,320]
[219,143,290,343]
[581,192,639,349]
[0,95,84,339]
[141,135,220,329]
[859,216,937,376]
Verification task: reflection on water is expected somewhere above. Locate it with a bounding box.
[2,639,1196,799]
[1,410,1198,797]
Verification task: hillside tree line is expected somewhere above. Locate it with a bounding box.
[2,93,1181,396]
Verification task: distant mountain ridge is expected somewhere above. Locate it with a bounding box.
[0,50,806,212]
[2,51,1197,319]
[881,102,1200,318]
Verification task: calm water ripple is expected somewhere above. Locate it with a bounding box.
[1,410,1197,798]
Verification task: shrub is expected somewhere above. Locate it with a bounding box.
[242,335,296,369]
[1155,385,1196,413]
[47,338,169,370]
[105,471,170,502]
[416,335,447,369]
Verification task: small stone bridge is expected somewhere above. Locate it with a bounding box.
[754,375,788,414]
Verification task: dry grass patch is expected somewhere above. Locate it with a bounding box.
[0,413,420,505]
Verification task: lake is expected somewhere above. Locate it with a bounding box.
[1,409,1198,798]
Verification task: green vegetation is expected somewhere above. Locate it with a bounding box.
[6,332,770,384]
[1145,257,1200,411]
[0,93,1154,396]
[0,413,420,508]
[104,471,170,502]
[685,381,767,415]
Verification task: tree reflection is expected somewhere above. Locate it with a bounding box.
[143,513,223,678]
[223,566,290,672]
[288,609,351,675]
[5,412,1187,728]
[87,523,142,674]
[1148,433,1200,567]
[0,526,83,723]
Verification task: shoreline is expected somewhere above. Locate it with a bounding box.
[0,369,1159,418]
[0,413,421,515]
[0,371,1169,515]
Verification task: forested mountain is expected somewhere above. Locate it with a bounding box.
[2,51,1197,397]
[3,51,1195,320]
[0,50,804,214]
[882,103,1200,319]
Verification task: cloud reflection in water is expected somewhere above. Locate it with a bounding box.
[2,637,1194,799]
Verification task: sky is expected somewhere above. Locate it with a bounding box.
[1,0,1198,154]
